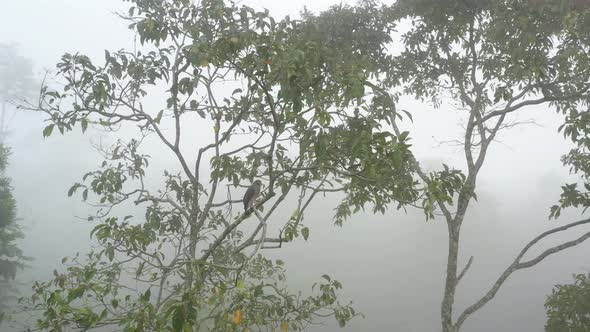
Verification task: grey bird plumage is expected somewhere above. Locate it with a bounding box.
[243,180,262,212]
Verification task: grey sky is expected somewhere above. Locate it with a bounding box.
[1,1,589,331]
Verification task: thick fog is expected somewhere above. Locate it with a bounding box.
[2,1,590,331]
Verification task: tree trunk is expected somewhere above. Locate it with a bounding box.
[441,224,460,332]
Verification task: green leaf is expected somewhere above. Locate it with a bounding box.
[43,124,55,138]
[68,184,78,197]
[136,261,145,277]
[301,227,310,241]
[81,118,89,133]
[154,110,164,124]
[141,288,151,301]
[105,245,114,262]
[67,286,85,302]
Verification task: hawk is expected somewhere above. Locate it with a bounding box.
[243,180,262,212]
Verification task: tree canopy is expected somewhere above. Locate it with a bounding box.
[22,0,419,330]
[16,0,590,331]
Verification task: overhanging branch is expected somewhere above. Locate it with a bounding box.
[481,87,590,122]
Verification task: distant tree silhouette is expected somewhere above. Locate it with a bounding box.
[0,43,33,324]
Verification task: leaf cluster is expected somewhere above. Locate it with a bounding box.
[545,273,590,332]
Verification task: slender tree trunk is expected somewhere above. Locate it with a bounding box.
[441,222,460,332]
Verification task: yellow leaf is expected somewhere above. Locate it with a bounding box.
[280,321,289,332]
[233,309,243,325]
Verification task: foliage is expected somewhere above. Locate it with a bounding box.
[0,145,27,323]
[0,145,16,229]
[22,0,415,330]
[394,0,590,115]
[545,273,590,332]
[551,106,590,218]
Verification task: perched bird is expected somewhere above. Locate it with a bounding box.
[243,180,262,213]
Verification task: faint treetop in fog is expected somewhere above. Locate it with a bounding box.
[0,43,36,139]
[0,43,36,101]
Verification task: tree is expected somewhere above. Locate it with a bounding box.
[381,1,590,331]
[0,145,27,323]
[0,44,33,324]
[0,43,36,139]
[545,272,590,331]
[21,0,414,331]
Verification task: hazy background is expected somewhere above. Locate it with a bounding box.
[2,0,590,331]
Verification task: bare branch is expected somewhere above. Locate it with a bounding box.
[199,193,276,262]
[209,199,242,208]
[248,209,268,260]
[481,88,589,122]
[456,256,473,284]
[454,218,590,330]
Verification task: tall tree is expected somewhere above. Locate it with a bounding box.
[0,145,27,323]
[0,44,33,324]
[21,0,413,331]
[0,43,36,139]
[379,1,590,331]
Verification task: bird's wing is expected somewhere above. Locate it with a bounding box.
[243,186,255,208]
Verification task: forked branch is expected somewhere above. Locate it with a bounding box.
[454,218,590,330]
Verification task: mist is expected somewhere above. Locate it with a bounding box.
[2,1,590,331]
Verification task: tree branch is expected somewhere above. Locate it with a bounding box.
[456,256,474,284]
[454,218,590,330]
[481,88,589,122]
